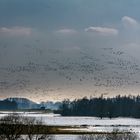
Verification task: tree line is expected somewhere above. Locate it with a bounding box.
[58,95,140,118]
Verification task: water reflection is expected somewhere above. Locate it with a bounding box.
[54,133,139,140]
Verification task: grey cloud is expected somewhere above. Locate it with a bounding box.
[85,26,119,36]
[55,29,78,35]
[121,16,139,29]
[0,27,32,36]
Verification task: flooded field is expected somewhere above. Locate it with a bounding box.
[0,112,140,139]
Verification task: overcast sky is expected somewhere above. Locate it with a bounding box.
[1,0,140,102]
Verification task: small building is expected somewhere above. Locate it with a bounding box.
[40,106,45,110]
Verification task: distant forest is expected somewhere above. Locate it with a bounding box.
[0,100,17,110]
[2,95,140,118]
[58,95,140,118]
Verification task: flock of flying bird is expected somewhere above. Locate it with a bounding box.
[0,42,140,100]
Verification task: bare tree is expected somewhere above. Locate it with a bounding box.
[23,117,53,140]
[0,114,53,140]
[0,113,23,140]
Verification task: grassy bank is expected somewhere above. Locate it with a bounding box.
[0,124,133,135]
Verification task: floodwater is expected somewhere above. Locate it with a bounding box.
[0,112,140,140]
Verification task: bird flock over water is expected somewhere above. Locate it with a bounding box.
[0,44,140,101]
